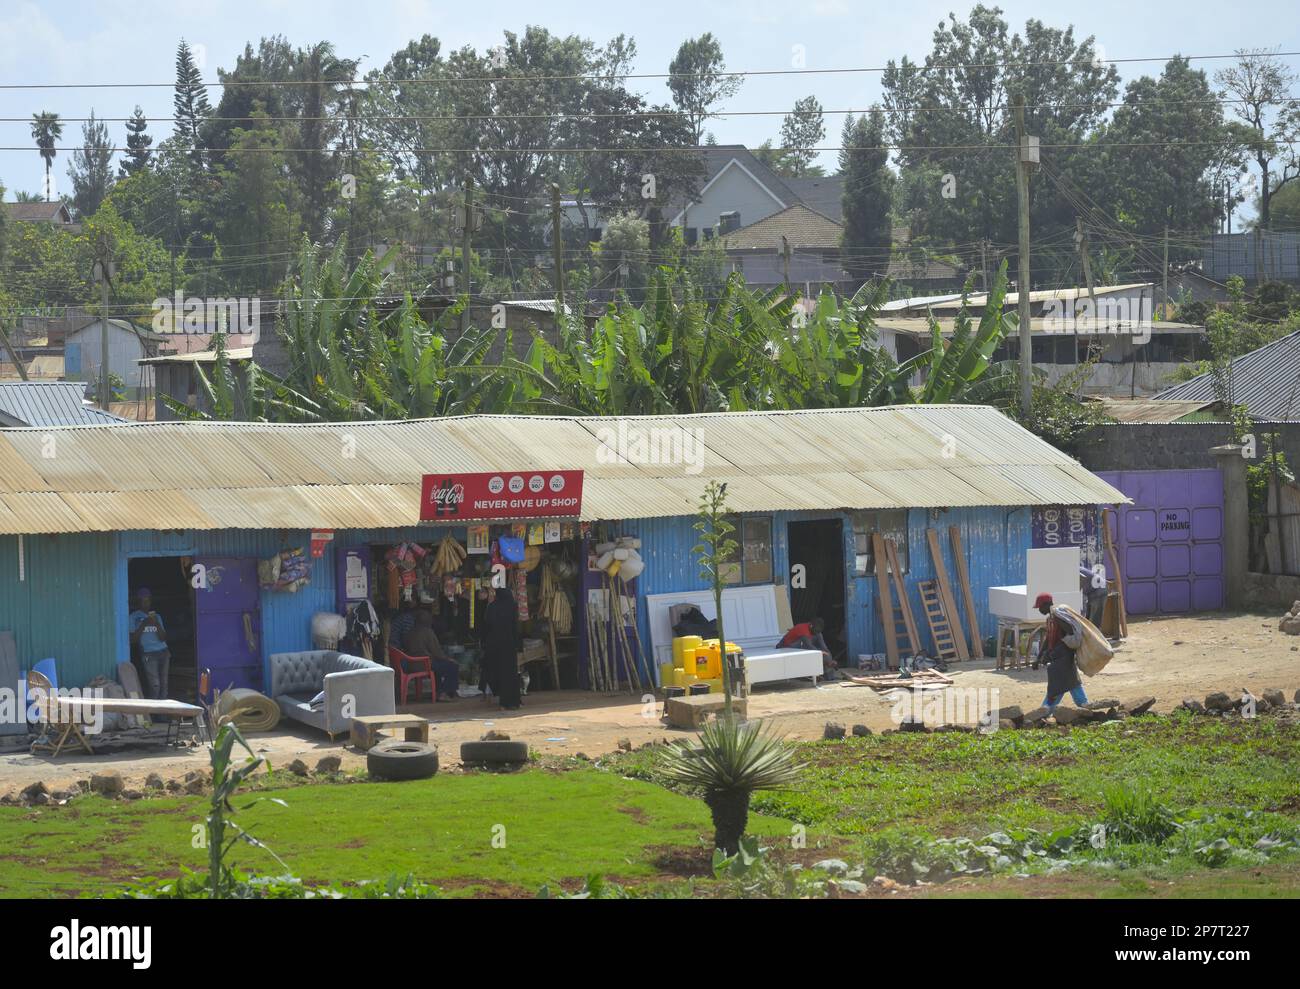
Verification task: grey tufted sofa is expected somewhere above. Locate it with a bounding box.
[268,650,394,739]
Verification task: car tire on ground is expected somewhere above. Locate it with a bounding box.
[459,740,530,765]
[367,740,439,780]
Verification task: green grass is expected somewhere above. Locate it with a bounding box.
[608,712,1300,895]
[615,712,1300,839]
[0,767,799,898]
[4,712,1298,898]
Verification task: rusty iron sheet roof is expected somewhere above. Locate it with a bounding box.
[1094,398,1213,423]
[0,406,1128,534]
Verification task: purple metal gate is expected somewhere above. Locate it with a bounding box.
[1096,469,1224,614]
[195,557,264,690]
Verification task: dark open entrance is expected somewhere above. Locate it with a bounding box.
[126,556,197,702]
[787,518,847,665]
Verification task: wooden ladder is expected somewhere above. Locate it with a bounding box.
[918,579,960,661]
[872,533,921,668]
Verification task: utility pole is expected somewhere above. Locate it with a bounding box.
[1075,218,1096,368]
[1013,94,1037,417]
[0,316,27,381]
[1162,215,1170,321]
[782,235,792,286]
[551,183,565,308]
[93,257,113,410]
[980,239,990,293]
[460,175,474,334]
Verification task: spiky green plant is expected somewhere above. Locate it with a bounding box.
[658,717,804,855]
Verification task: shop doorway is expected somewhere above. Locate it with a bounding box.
[787,519,847,665]
[126,556,197,702]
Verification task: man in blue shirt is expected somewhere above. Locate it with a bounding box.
[129,588,171,699]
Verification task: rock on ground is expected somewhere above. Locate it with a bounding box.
[89,772,124,797]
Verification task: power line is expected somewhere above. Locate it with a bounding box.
[6,96,1297,126]
[3,139,1293,154]
[3,50,1296,90]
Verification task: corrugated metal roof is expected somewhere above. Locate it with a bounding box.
[879,317,1202,337]
[138,347,255,364]
[1154,330,1300,422]
[918,283,1154,313]
[1095,398,1213,423]
[0,381,126,427]
[0,406,1128,534]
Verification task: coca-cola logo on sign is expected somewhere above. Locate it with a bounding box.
[431,479,466,516]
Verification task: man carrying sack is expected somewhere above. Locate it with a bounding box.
[1034,593,1089,711]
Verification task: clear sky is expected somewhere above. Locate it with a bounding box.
[1,0,1298,198]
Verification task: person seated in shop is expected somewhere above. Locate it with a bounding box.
[387,599,418,651]
[777,617,837,675]
[404,610,459,702]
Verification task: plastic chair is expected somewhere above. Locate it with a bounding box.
[33,657,57,688]
[388,646,437,705]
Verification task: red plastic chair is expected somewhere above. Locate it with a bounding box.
[388,646,437,705]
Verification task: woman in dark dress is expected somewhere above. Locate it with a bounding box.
[483,587,522,710]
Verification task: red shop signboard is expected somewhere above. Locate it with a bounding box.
[419,470,584,522]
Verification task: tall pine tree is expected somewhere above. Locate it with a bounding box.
[840,108,894,281]
[67,110,115,218]
[121,105,153,175]
[174,40,211,164]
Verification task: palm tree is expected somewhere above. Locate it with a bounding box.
[30,111,63,202]
[658,718,804,855]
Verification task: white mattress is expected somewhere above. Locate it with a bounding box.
[743,647,823,685]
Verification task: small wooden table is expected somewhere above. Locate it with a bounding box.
[350,713,430,751]
[995,618,1043,670]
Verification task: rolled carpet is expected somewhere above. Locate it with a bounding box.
[214,687,282,732]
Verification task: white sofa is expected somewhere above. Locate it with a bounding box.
[268,650,394,739]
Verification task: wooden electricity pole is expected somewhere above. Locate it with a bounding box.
[93,257,113,410]
[551,183,565,308]
[0,317,27,381]
[1076,218,1096,366]
[1013,94,1036,417]
[460,175,473,333]
[1162,217,1170,321]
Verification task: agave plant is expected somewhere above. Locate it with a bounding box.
[658,717,805,856]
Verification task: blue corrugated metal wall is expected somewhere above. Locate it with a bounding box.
[0,532,118,687]
[116,526,450,686]
[1,507,1043,689]
[625,506,1035,665]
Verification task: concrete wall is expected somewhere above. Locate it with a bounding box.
[1077,422,1300,472]
[1242,572,1300,611]
[1041,361,1186,397]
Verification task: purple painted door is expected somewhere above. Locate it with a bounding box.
[1096,470,1224,615]
[195,557,263,690]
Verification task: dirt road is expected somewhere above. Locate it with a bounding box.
[4,612,1299,793]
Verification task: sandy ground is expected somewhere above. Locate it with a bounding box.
[4,611,1300,793]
